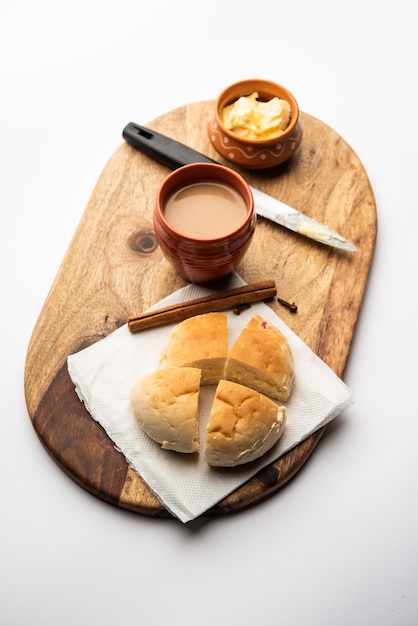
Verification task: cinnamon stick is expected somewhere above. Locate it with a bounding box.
[128,280,277,332]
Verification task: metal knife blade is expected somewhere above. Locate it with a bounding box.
[122,122,356,252]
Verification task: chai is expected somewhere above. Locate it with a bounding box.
[163,180,248,239]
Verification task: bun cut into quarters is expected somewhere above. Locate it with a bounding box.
[159,312,228,385]
[225,314,294,401]
[204,380,287,467]
[129,367,201,453]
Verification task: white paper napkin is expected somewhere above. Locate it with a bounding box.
[67,273,353,523]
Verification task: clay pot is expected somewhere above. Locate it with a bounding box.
[207,78,303,169]
[154,162,256,284]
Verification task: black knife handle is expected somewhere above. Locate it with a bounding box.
[122,122,219,170]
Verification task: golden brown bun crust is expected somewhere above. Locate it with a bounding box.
[129,367,201,453]
[225,314,294,401]
[204,380,287,467]
[159,312,228,385]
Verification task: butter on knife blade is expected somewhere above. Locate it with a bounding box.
[122,122,356,252]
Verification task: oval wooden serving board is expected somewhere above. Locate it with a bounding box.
[24,101,376,518]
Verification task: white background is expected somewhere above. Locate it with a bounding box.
[1,1,417,624]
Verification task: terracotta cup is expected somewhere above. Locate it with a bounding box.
[154,162,256,284]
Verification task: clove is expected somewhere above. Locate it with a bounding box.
[232,303,252,315]
[277,297,298,313]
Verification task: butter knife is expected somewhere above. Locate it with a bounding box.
[122,122,356,252]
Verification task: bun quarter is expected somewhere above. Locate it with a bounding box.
[225,314,294,401]
[204,380,287,467]
[159,312,228,385]
[129,367,201,453]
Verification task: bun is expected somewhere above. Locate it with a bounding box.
[129,367,201,453]
[130,312,293,466]
[159,312,228,385]
[204,380,287,467]
[225,314,294,401]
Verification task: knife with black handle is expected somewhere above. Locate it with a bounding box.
[122,122,356,252]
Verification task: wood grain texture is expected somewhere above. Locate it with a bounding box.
[24,101,376,518]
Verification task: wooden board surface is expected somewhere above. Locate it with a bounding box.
[24,101,377,518]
